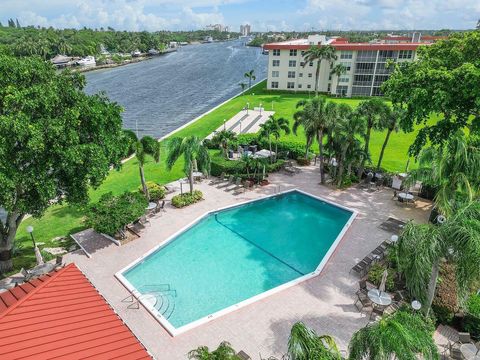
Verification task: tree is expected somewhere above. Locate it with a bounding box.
[348,310,438,360]
[188,341,240,360]
[239,82,247,94]
[86,191,147,237]
[134,136,160,201]
[355,98,390,178]
[15,19,21,29]
[0,56,125,271]
[259,115,290,163]
[293,97,331,184]
[382,31,480,156]
[244,69,256,89]
[397,201,480,313]
[330,63,347,96]
[211,130,237,157]
[287,322,341,360]
[302,44,337,96]
[405,132,480,216]
[376,106,404,171]
[166,136,210,194]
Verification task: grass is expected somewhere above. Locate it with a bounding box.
[11,80,437,273]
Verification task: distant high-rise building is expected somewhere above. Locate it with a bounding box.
[206,24,229,32]
[240,24,251,36]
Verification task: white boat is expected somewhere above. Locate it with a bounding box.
[76,56,96,67]
[132,50,142,57]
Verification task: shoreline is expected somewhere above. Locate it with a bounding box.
[74,56,154,74]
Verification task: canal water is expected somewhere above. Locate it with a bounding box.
[84,39,268,138]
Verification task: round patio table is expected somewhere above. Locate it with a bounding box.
[367,289,392,307]
[398,192,414,202]
[460,343,480,359]
[146,202,157,211]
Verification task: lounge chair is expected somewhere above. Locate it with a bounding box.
[225,177,242,192]
[217,175,234,188]
[355,292,373,313]
[209,172,227,185]
[236,351,251,360]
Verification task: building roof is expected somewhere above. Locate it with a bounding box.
[263,39,427,51]
[0,263,151,360]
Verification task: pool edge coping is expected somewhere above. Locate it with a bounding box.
[115,188,358,337]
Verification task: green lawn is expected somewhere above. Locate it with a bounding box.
[11,80,436,273]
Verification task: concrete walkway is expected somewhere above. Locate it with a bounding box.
[206,109,275,139]
[65,166,432,359]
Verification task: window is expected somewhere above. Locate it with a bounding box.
[273,49,280,56]
[352,86,371,96]
[340,51,353,59]
[300,61,305,67]
[289,49,297,56]
[272,60,280,67]
[327,84,331,92]
[339,77,349,83]
[301,51,305,56]
[289,60,297,67]
[398,50,413,59]
[328,75,332,80]
[372,87,383,96]
[287,82,295,89]
[288,71,296,78]
[271,71,279,78]
[308,73,313,78]
[309,61,313,67]
[299,73,303,77]
[307,84,311,89]
[271,81,279,89]
[298,84,303,89]
[341,62,352,71]
[337,85,348,96]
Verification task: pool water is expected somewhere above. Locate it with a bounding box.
[121,190,353,331]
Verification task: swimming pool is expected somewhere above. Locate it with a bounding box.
[116,189,356,335]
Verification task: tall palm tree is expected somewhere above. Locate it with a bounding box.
[348,310,438,360]
[330,63,347,97]
[355,98,390,178]
[376,106,404,171]
[405,132,480,217]
[239,82,247,94]
[212,130,236,157]
[398,201,480,313]
[135,136,160,200]
[293,97,331,184]
[302,45,337,96]
[333,105,366,187]
[188,341,240,360]
[287,322,342,360]
[258,115,289,163]
[244,69,256,89]
[166,136,211,194]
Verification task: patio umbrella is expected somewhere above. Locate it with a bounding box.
[379,269,389,293]
[34,246,44,266]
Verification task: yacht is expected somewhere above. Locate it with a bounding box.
[76,56,96,67]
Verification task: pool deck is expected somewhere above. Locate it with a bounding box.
[64,166,432,359]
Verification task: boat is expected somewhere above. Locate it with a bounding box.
[148,49,160,56]
[76,56,96,67]
[131,50,142,57]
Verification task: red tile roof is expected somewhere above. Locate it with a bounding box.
[0,263,151,360]
[263,42,425,51]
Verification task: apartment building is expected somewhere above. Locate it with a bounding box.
[263,34,438,97]
[240,24,251,36]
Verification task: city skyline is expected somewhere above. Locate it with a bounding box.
[1,0,479,32]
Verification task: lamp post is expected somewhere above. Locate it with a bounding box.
[391,234,399,244]
[27,226,44,266]
[239,120,243,134]
[26,225,36,248]
[411,300,422,311]
[246,102,249,115]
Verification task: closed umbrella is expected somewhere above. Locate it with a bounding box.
[379,269,388,293]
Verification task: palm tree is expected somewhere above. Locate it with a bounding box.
[348,310,438,360]
[287,322,342,360]
[188,341,240,360]
[212,130,236,157]
[355,98,390,178]
[239,82,248,94]
[332,105,366,187]
[135,136,160,200]
[376,106,404,171]
[397,201,480,313]
[166,136,211,194]
[302,44,337,96]
[330,64,347,97]
[244,69,256,89]
[293,97,331,184]
[405,132,480,217]
[258,115,290,163]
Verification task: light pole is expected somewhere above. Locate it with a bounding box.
[246,102,249,115]
[27,226,44,266]
[411,300,422,312]
[223,119,226,131]
[26,225,36,248]
[239,120,243,134]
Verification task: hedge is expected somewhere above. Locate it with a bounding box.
[171,190,203,208]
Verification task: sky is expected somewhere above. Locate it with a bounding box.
[1,0,479,32]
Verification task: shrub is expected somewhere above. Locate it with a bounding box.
[139,181,165,201]
[210,156,245,176]
[171,190,203,208]
[237,133,258,145]
[367,263,396,292]
[267,159,285,173]
[122,129,137,157]
[86,191,147,236]
[432,262,458,324]
[464,294,480,340]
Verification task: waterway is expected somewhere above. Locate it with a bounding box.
[84,39,267,138]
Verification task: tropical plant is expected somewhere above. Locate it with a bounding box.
[287,322,342,360]
[293,97,331,184]
[239,82,248,94]
[171,190,203,208]
[166,136,211,193]
[355,98,390,178]
[376,106,404,171]
[404,132,480,216]
[302,44,337,96]
[330,63,347,96]
[188,341,240,360]
[0,55,125,272]
[211,130,237,157]
[244,69,256,89]
[258,115,290,163]
[397,201,480,313]
[134,135,160,200]
[348,310,438,360]
[139,181,165,201]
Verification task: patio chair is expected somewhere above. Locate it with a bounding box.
[209,172,226,185]
[370,307,384,321]
[154,200,166,214]
[217,175,234,188]
[458,332,471,344]
[350,261,367,277]
[226,178,243,192]
[355,292,373,313]
[356,279,368,296]
[236,350,251,360]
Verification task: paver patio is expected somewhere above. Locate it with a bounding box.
[64,165,432,359]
